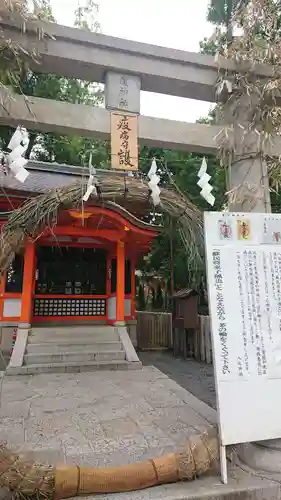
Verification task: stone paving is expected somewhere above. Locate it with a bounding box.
[0,366,217,466]
[0,366,280,499]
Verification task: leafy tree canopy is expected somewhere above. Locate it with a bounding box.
[0,0,106,165]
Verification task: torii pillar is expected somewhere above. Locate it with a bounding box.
[224,94,281,477]
[224,94,271,213]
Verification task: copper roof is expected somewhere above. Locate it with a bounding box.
[172,288,198,299]
[0,160,128,195]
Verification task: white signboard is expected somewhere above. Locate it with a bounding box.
[204,212,281,482]
[105,72,141,114]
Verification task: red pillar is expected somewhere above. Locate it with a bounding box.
[116,240,125,323]
[20,242,36,325]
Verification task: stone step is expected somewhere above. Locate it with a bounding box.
[31,326,115,336]
[27,341,123,353]
[29,331,119,343]
[29,336,119,346]
[29,329,118,338]
[7,360,142,375]
[24,350,126,365]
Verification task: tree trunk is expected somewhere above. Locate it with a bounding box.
[25,132,37,159]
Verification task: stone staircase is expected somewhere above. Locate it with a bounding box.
[7,325,141,374]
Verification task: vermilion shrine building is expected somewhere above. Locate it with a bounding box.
[0,162,159,342]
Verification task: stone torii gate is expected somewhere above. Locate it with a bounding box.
[0,15,279,477]
[0,15,280,211]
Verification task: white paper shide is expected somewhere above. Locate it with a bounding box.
[83,153,98,202]
[197,157,215,206]
[5,126,30,183]
[148,158,161,206]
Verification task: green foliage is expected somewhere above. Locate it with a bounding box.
[138,147,226,292]
[139,146,225,210]
[207,0,244,26]
[199,37,221,55]
[33,0,55,21]
[0,0,105,166]
[29,1,105,165]
[200,0,249,55]
[74,0,100,32]
[153,283,164,310]
[34,134,109,167]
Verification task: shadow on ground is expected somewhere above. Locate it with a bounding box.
[138,350,216,409]
[0,353,8,372]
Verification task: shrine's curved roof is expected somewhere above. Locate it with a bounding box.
[0,160,161,233]
[0,160,124,194]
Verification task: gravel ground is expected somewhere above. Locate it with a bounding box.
[139,351,216,409]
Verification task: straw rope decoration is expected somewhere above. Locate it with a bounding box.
[0,173,204,276]
[0,429,219,499]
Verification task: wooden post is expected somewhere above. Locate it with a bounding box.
[20,241,36,325]
[169,204,175,293]
[116,240,125,323]
[183,328,187,359]
[169,218,175,323]
[0,272,6,321]
[106,254,112,297]
[131,257,136,318]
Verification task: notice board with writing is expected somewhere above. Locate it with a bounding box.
[110,113,138,171]
[205,212,281,449]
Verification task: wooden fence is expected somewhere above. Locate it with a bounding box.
[197,315,212,363]
[173,315,212,364]
[136,311,172,350]
[136,311,212,364]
